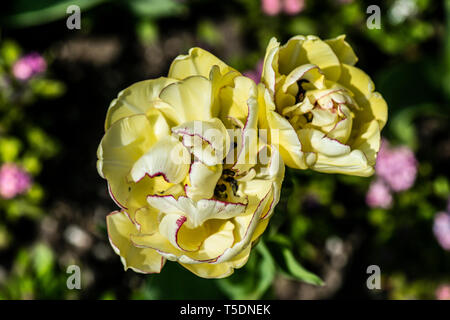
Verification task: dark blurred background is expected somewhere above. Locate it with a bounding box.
[0,0,448,299]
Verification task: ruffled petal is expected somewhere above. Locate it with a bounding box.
[130,135,190,184]
[297,128,351,157]
[339,64,375,108]
[107,211,165,274]
[159,76,213,122]
[261,37,280,94]
[172,118,230,166]
[185,161,222,201]
[97,115,157,208]
[325,35,358,66]
[105,77,177,130]
[279,35,341,82]
[169,47,236,80]
[312,149,373,176]
[147,195,246,228]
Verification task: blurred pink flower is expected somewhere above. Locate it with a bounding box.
[262,0,281,16]
[433,212,450,251]
[435,284,450,300]
[0,163,32,199]
[262,0,304,16]
[243,60,264,83]
[283,0,305,15]
[12,52,47,81]
[366,179,393,209]
[375,139,418,192]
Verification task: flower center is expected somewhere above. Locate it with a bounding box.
[214,168,239,200]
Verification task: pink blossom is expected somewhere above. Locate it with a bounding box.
[262,0,281,16]
[435,284,450,300]
[243,60,264,84]
[0,163,32,199]
[12,52,47,81]
[283,0,305,15]
[433,212,450,251]
[375,139,418,192]
[261,0,305,16]
[366,179,393,209]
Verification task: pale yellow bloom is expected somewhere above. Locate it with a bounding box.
[260,35,388,176]
[97,48,284,278]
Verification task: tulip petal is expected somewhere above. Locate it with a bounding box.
[339,64,375,108]
[185,161,222,201]
[298,128,351,157]
[158,214,207,252]
[105,77,177,130]
[173,118,230,166]
[130,135,190,184]
[147,195,246,228]
[313,149,373,176]
[261,37,280,94]
[169,47,236,80]
[279,35,341,82]
[97,115,156,208]
[325,35,358,66]
[159,76,213,122]
[179,262,234,279]
[262,87,308,169]
[351,119,381,167]
[282,64,325,92]
[107,211,165,274]
[367,92,388,130]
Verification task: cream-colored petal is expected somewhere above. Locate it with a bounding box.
[107,211,165,274]
[297,128,351,157]
[282,64,325,92]
[172,118,230,166]
[125,175,175,219]
[279,35,341,82]
[312,149,373,176]
[158,214,207,252]
[325,35,358,66]
[130,135,190,184]
[105,77,177,130]
[219,75,257,126]
[159,76,213,122]
[264,89,308,169]
[180,261,234,279]
[147,195,246,229]
[97,115,156,208]
[185,161,222,201]
[261,37,280,94]
[367,92,388,130]
[351,119,381,167]
[134,206,160,234]
[339,64,375,108]
[169,47,236,80]
[325,105,353,143]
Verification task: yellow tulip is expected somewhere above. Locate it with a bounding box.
[260,35,388,176]
[97,48,285,278]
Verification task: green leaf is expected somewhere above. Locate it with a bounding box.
[280,248,324,286]
[30,79,66,98]
[125,0,184,19]
[0,0,105,28]
[266,236,324,286]
[216,241,276,299]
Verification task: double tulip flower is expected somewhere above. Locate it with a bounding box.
[97,35,387,278]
